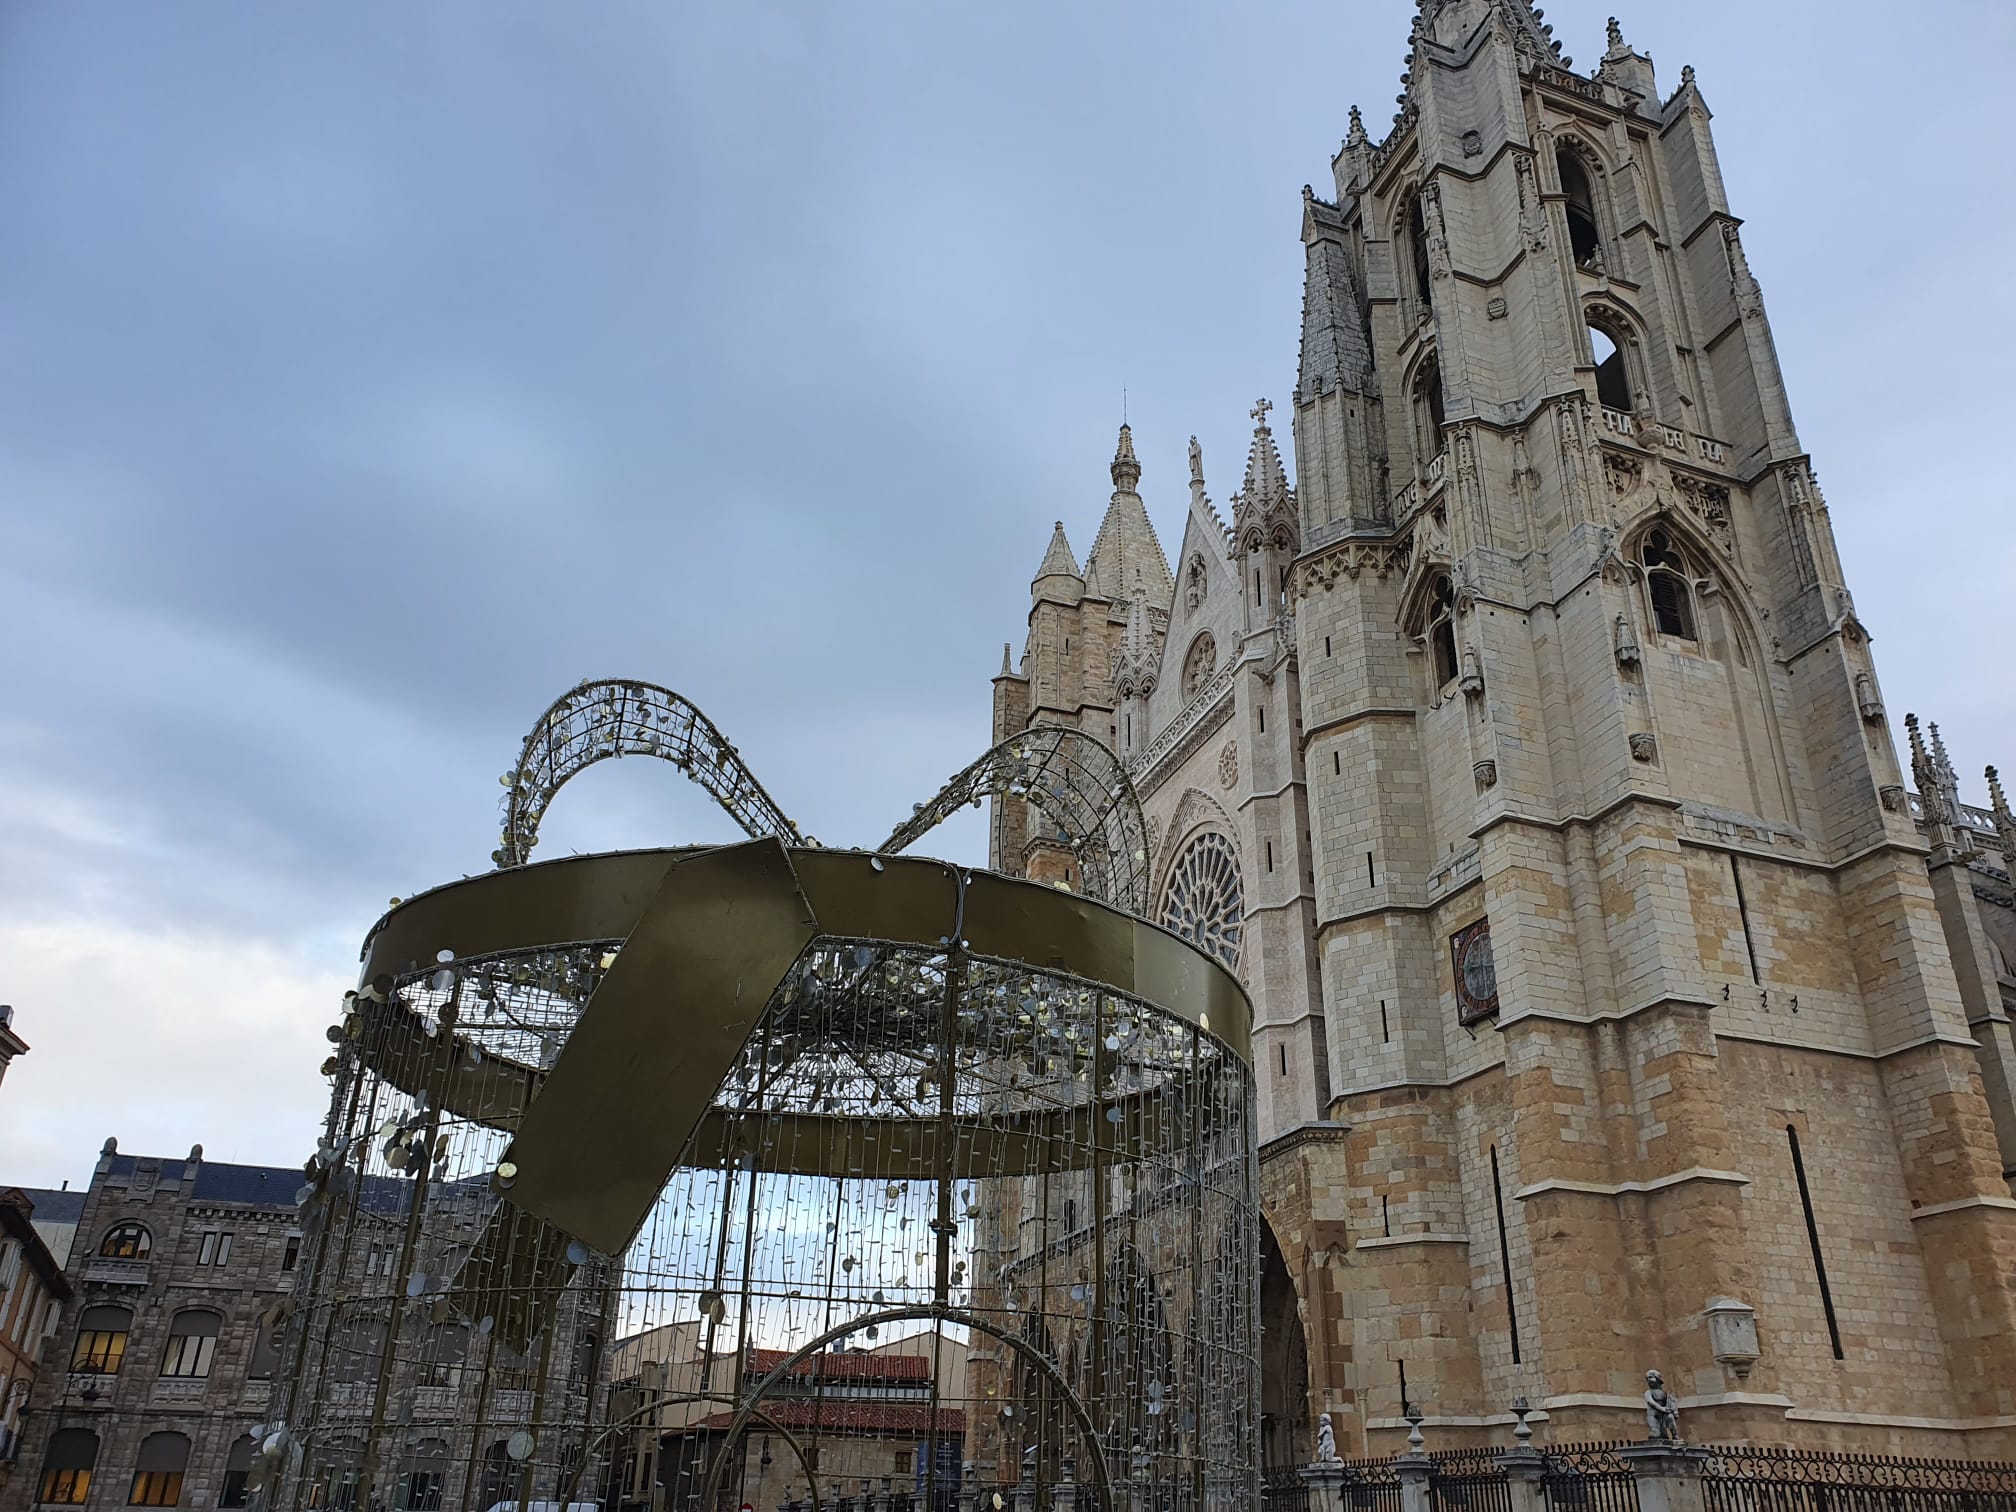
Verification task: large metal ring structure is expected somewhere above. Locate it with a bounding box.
[261,687,1257,1512]
[495,678,802,866]
[883,726,1151,914]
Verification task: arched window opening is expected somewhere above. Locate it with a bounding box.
[1407,196,1433,308]
[330,1314,388,1387]
[218,1436,256,1509]
[1641,529,1698,641]
[38,1428,97,1505]
[160,1310,221,1380]
[98,1224,150,1261]
[129,1431,190,1507]
[1415,357,1446,464]
[311,1438,365,1512]
[1427,575,1459,689]
[72,1305,133,1375]
[396,1438,450,1512]
[1558,150,1602,269]
[1590,326,1632,412]
[420,1322,469,1389]
[1161,832,1245,968]
[476,1443,513,1512]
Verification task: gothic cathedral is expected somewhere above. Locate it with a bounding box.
[988,0,2016,1457]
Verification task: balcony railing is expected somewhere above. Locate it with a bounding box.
[82,1259,149,1288]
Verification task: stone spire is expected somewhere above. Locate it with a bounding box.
[1908,713,1968,859]
[1298,201,1373,401]
[1989,765,2016,869]
[1110,423,1142,492]
[1035,521,1080,582]
[1082,424,1173,607]
[1235,399,1292,515]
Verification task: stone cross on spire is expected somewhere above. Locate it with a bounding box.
[1250,397,1273,429]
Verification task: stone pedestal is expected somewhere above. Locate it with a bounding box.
[957,1466,979,1512]
[1297,1463,1346,1512]
[1012,1482,1035,1512]
[1495,1449,1547,1512]
[1394,1454,1434,1512]
[1617,1444,1712,1512]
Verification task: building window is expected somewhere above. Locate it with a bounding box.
[71,1305,133,1375]
[195,1231,233,1267]
[331,1315,388,1386]
[1641,528,1698,641]
[249,1315,283,1380]
[1414,355,1447,463]
[281,1234,302,1271]
[218,1436,255,1509]
[1451,918,1500,1025]
[38,1428,97,1504]
[1160,832,1245,970]
[1407,195,1433,308]
[97,1224,150,1261]
[420,1323,468,1389]
[1558,149,1603,269]
[1590,325,1633,412]
[129,1431,191,1507]
[397,1439,449,1512]
[159,1310,222,1379]
[1426,575,1459,689]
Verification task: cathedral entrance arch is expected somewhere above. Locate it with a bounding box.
[1258,1221,1311,1471]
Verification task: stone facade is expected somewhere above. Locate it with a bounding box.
[7,1145,301,1512]
[0,1192,74,1498]
[990,0,2016,1460]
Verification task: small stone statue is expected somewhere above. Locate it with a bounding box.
[1643,1369,1681,1440]
[1315,1412,1339,1463]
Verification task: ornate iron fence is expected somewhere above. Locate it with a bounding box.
[1321,1455,1406,1512]
[1425,1449,1512,1512]
[1541,1443,1641,1512]
[1263,1465,1312,1512]
[1700,1445,2016,1512]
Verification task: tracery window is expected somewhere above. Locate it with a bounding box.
[1590,325,1632,412]
[1641,528,1698,641]
[1160,833,1244,968]
[1183,633,1217,699]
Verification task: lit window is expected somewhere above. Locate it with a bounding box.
[1641,529,1698,641]
[98,1224,150,1261]
[159,1311,221,1380]
[71,1305,132,1375]
[38,1428,96,1505]
[129,1432,190,1507]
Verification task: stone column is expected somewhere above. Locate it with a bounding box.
[1496,1450,1547,1512]
[1395,1454,1434,1512]
[1617,1445,1711,1512]
[1050,1459,1077,1512]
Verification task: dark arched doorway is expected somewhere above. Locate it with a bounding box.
[1258,1222,1311,1470]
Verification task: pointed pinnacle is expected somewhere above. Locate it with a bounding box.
[1988,766,2009,821]
[1111,423,1142,492]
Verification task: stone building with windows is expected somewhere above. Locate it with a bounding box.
[0,1193,73,1496]
[7,1144,301,1512]
[989,0,2016,1459]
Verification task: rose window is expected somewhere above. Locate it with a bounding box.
[1160,832,1244,968]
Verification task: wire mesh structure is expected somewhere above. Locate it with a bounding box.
[256,689,1258,1512]
[882,726,1151,914]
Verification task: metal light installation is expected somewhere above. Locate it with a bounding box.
[256,679,1259,1512]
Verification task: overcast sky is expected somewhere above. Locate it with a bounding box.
[2,1,2011,1188]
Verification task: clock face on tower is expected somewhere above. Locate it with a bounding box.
[1451,918,1499,1025]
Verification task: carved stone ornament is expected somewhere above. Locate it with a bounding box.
[1218,740,1239,791]
[1705,1298,1761,1381]
[1880,784,1906,814]
[1855,670,1884,724]
[1614,613,1641,669]
[1674,473,1733,551]
[1459,648,1486,700]
[1473,758,1498,790]
[1629,731,1658,763]
[1296,539,1412,598]
[1604,450,1646,498]
[1487,296,1508,320]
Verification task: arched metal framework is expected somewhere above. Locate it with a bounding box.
[882,725,1150,914]
[495,678,802,866]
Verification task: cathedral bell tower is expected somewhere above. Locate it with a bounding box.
[1282,0,2016,1452]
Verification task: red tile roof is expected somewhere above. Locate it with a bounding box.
[694,1401,965,1436]
[746,1350,932,1382]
